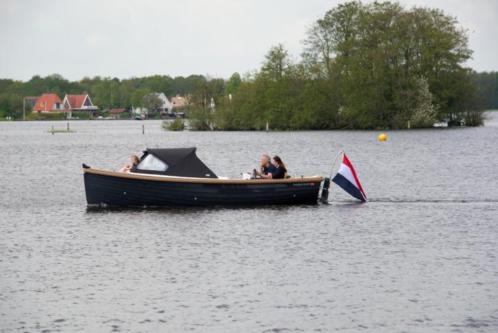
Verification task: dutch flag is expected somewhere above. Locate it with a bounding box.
[332,153,367,202]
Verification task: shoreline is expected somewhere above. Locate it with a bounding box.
[1,110,495,131]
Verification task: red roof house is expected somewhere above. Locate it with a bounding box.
[32,93,63,112]
[63,94,98,112]
[109,108,129,119]
[171,95,189,109]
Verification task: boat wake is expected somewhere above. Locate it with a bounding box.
[334,198,498,204]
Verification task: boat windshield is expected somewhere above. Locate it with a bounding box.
[137,154,168,172]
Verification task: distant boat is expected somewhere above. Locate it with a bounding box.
[433,121,448,128]
[82,148,324,207]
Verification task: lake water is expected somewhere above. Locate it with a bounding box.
[1,113,497,332]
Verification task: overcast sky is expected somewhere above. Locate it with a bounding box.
[0,0,496,81]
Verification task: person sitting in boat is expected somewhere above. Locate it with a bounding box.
[254,154,276,178]
[254,154,287,179]
[119,155,140,173]
[270,155,287,179]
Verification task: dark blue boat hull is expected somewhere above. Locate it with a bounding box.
[84,171,322,207]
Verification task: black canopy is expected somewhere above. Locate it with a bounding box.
[136,147,217,178]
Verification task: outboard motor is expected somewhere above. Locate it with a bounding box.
[320,177,331,203]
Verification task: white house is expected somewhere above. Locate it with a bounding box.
[152,92,172,113]
[132,93,172,119]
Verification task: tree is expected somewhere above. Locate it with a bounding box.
[142,93,162,112]
[301,1,476,129]
[131,88,151,107]
[303,1,361,79]
[0,93,23,119]
[187,77,227,130]
[225,72,242,95]
[260,44,291,81]
[472,71,498,110]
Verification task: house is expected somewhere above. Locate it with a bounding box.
[148,92,172,113]
[62,94,98,117]
[32,93,63,113]
[109,108,129,119]
[171,95,189,109]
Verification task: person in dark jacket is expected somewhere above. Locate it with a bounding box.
[270,155,287,179]
[254,154,276,178]
[255,155,288,179]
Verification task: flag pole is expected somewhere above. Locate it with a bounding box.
[320,150,343,204]
[330,150,344,178]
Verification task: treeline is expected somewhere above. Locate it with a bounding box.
[0,74,229,118]
[197,1,490,130]
[472,72,498,110]
[1,1,497,129]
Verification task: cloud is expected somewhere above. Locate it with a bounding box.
[0,0,496,81]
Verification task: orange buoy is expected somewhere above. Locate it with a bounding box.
[377,133,388,142]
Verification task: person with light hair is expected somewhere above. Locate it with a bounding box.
[119,155,140,173]
[254,154,276,179]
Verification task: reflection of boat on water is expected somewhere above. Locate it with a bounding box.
[83,147,324,207]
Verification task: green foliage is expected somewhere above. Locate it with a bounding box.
[463,111,484,127]
[188,106,213,131]
[472,71,498,110]
[205,1,481,131]
[260,44,290,81]
[0,93,23,119]
[90,78,121,109]
[25,112,66,121]
[131,88,152,108]
[298,1,479,128]
[71,111,92,120]
[186,77,225,130]
[163,119,185,131]
[407,78,438,128]
[225,73,242,95]
[142,93,162,112]
[0,74,212,118]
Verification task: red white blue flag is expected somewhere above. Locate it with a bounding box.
[332,153,367,202]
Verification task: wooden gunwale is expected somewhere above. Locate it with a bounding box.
[83,167,323,185]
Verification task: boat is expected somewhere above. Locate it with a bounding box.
[83,147,325,207]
